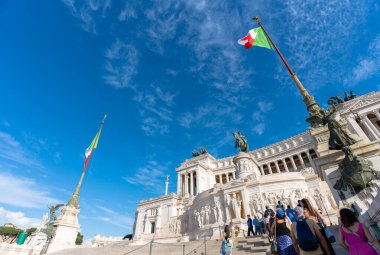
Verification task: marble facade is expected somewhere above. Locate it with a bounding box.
[133,92,380,243]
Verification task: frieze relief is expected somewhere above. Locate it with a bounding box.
[248,187,337,215]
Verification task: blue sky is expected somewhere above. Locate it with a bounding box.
[0,0,379,240]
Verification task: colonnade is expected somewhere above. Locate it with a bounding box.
[353,110,380,141]
[259,149,317,175]
[215,172,235,184]
[177,171,197,197]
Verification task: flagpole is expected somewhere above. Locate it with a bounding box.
[67,114,107,208]
[253,16,322,125]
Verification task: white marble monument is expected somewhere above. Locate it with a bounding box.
[132,91,380,243]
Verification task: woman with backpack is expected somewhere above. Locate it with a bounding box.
[220,225,233,255]
[270,209,297,255]
[302,198,336,255]
[339,208,380,255]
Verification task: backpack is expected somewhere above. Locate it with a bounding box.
[296,218,319,251]
[226,238,233,247]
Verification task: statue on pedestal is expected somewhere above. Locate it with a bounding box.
[334,146,380,191]
[231,194,242,219]
[232,131,248,152]
[320,105,356,150]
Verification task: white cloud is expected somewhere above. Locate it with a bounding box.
[61,0,111,33]
[123,160,169,193]
[103,38,139,90]
[95,205,134,229]
[0,207,40,229]
[0,173,59,208]
[257,101,273,113]
[0,131,41,169]
[270,0,369,90]
[345,35,380,85]
[252,123,266,136]
[118,1,137,21]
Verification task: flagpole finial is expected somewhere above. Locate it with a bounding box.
[253,16,261,24]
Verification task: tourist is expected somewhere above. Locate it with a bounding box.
[253,216,261,235]
[297,200,302,207]
[247,215,254,237]
[221,225,233,255]
[286,205,296,222]
[302,198,336,255]
[339,208,380,255]
[268,211,276,240]
[270,209,297,255]
[291,206,332,255]
[265,205,275,217]
[276,201,285,211]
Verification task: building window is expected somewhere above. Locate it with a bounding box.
[151,222,155,234]
[309,149,318,159]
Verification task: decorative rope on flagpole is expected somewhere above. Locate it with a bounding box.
[67,114,107,208]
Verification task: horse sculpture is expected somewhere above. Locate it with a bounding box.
[232,131,248,152]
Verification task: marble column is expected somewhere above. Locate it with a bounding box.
[298,154,305,167]
[259,165,265,175]
[196,170,200,195]
[219,174,222,184]
[282,159,289,172]
[134,210,142,238]
[360,117,378,140]
[184,173,189,197]
[346,116,370,142]
[305,151,317,170]
[274,161,280,173]
[190,172,194,196]
[232,172,236,179]
[267,163,272,174]
[364,115,380,139]
[290,157,297,171]
[177,173,181,196]
[374,111,380,122]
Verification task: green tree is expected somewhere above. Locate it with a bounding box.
[26,227,37,235]
[123,234,133,240]
[0,226,22,243]
[75,232,83,245]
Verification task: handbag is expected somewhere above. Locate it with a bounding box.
[324,227,336,243]
[270,219,278,254]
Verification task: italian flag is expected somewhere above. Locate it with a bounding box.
[84,116,106,170]
[238,27,273,50]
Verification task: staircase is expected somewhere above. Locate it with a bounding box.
[50,236,271,255]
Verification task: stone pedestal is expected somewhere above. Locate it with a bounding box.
[47,205,80,254]
[233,152,261,181]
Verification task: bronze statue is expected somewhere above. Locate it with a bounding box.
[321,106,356,150]
[350,90,357,99]
[334,146,379,190]
[192,150,200,157]
[232,131,248,152]
[328,91,357,105]
[199,146,207,154]
[48,204,64,222]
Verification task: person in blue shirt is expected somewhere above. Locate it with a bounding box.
[276,201,285,211]
[286,205,296,222]
[247,215,254,237]
[252,216,261,235]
